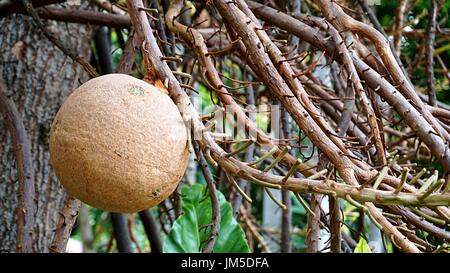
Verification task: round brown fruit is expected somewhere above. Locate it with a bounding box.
[49,74,189,213]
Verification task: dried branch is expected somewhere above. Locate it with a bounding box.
[127,216,142,253]
[280,108,292,253]
[329,195,341,253]
[217,0,356,184]
[18,0,99,77]
[93,26,113,74]
[17,7,132,28]
[316,0,450,145]
[388,206,450,242]
[239,207,271,253]
[138,209,163,253]
[120,0,450,253]
[305,195,321,253]
[117,32,140,74]
[356,0,388,38]
[89,0,126,15]
[231,85,256,216]
[111,213,133,253]
[219,0,424,252]
[165,0,314,179]
[356,0,409,74]
[321,18,386,165]
[0,0,64,17]
[0,80,35,253]
[247,0,450,176]
[48,195,81,253]
[392,0,410,55]
[425,0,440,106]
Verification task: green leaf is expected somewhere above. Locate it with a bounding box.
[164,184,250,253]
[354,237,372,253]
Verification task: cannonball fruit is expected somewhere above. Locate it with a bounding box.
[49,74,189,213]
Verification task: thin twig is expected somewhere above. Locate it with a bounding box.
[425,0,439,106]
[193,140,220,253]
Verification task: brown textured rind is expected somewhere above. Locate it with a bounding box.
[49,74,189,213]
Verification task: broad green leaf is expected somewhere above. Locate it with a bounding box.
[164,184,250,253]
[354,237,372,253]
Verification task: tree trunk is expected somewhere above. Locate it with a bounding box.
[0,6,93,252]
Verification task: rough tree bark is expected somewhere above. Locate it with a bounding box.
[0,4,93,252]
